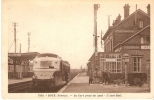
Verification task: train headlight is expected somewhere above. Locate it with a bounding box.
[32,75,36,79]
[32,74,37,79]
[50,76,54,79]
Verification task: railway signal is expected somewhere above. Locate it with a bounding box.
[93,4,100,70]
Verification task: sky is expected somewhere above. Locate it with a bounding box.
[7,0,151,69]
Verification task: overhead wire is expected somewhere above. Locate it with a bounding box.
[8,40,14,52]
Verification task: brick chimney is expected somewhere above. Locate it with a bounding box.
[114,14,121,25]
[115,18,118,25]
[112,20,115,26]
[147,4,150,16]
[123,4,130,19]
[118,14,121,22]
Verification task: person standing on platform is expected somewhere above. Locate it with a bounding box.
[104,70,108,84]
[89,69,93,85]
[101,70,104,84]
[107,70,111,84]
[93,68,96,83]
[93,68,99,84]
[98,70,102,84]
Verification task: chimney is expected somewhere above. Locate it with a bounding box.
[115,18,118,25]
[112,20,115,26]
[118,14,121,22]
[123,4,130,19]
[147,4,150,16]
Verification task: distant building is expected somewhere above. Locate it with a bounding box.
[8,52,39,79]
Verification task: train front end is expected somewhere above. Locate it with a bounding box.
[32,53,63,88]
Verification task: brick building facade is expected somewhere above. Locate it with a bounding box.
[88,4,150,78]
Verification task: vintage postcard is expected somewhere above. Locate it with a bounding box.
[1,0,154,99]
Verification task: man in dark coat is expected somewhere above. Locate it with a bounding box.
[101,70,104,84]
[103,70,108,84]
[107,70,111,84]
[89,69,93,85]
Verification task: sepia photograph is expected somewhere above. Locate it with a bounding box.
[1,0,154,99]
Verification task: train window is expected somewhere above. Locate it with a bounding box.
[49,66,54,68]
[41,61,52,67]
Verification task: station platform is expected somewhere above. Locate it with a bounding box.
[8,78,32,85]
[58,72,150,93]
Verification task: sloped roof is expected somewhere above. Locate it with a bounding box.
[102,9,150,40]
[113,25,150,49]
[112,9,149,29]
[88,52,95,61]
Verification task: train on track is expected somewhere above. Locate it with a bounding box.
[32,53,70,88]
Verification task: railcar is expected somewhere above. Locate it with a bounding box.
[32,53,70,88]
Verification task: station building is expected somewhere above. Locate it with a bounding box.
[88,4,150,80]
[8,52,39,79]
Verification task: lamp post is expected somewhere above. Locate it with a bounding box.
[123,53,129,86]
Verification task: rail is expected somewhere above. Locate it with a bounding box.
[8,81,32,93]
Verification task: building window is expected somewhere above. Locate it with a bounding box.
[102,54,122,73]
[146,37,150,43]
[141,37,144,44]
[133,57,141,72]
[141,36,150,44]
[139,21,143,28]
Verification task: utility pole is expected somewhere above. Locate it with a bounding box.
[101,30,104,48]
[13,22,17,54]
[106,15,112,29]
[134,4,137,30]
[94,4,100,53]
[20,43,21,53]
[13,22,18,78]
[108,15,110,28]
[93,4,100,70]
[27,32,31,52]
[93,4,100,84]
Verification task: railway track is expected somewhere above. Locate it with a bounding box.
[8,71,81,93]
[8,81,32,93]
[28,72,80,93]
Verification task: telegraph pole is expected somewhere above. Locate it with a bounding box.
[93,4,100,84]
[106,15,112,29]
[108,15,110,28]
[94,4,100,52]
[13,22,17,54]
[20,43,21,53]
[13,22,18,78]
[93,4,100,70]
[27,32,31,52]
